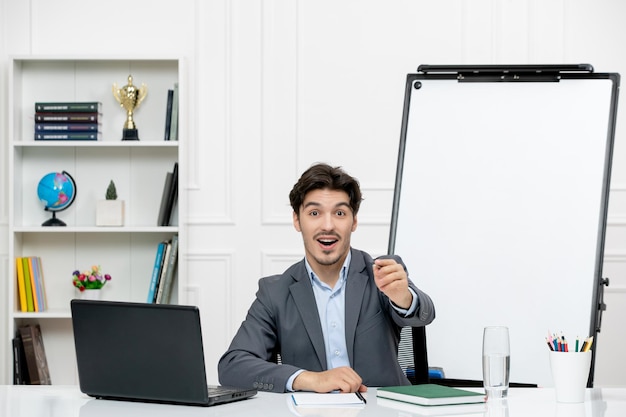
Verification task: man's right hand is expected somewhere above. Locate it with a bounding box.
[292,366,368,393]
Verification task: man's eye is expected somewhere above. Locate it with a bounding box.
[310,210,319,216]
[336,210,346,217]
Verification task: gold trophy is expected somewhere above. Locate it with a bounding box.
[112,75,147,140]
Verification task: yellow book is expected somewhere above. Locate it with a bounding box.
[15,258,27,312]
[22,257,35,312]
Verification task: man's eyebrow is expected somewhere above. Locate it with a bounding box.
[302,201,350,209]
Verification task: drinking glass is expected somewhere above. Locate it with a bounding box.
[483,326,510,399]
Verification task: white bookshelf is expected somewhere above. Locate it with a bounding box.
[7,56,186,385]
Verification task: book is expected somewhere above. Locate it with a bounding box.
[27,257,41,312]
[30,257,47,311]
[156,234,178,304]
[21,257,35,312]
[35,101,102,113]
[154,241,172,303]
[35,131,102,141]
[15,257,27,312]
[18,325,52,385]
[164,89,174,140]
[36,257,48,311]
[35,112,102,123]
[376,384,485,406]
[35,122,101,132]
[165,162,179,225]
[169,83,179,141]
[12,334,29,385]
[376,397,486,416]
[157,162,178,226]
[147,241,168,303]
[157,171,173,226]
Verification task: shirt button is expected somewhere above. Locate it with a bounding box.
[334,350,340,356]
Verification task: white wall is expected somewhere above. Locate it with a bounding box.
[1,0,625,386]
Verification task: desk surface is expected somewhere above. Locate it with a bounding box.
[1,386,625,417]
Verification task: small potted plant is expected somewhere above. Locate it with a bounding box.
[72,265,112,300]
[96,180,125,226]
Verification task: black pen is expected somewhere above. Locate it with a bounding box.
[355,391,367,404]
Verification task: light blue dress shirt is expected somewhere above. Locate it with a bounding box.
[286,253,418,391]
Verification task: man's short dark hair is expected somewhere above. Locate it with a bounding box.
[289,163,363,217]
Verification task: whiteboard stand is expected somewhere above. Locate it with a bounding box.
[389,64,619,388]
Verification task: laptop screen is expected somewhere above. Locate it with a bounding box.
[71,300,211,405]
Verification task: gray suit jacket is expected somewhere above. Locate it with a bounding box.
[218,248,435,392]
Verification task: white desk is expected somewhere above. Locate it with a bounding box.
[1,386,625,417]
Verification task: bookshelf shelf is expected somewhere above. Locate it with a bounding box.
[14,141,179,148]
[14,226,179,233]
[6,56,185,386]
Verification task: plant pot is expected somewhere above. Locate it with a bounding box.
[80,289,102,300]
[96,200,125,226]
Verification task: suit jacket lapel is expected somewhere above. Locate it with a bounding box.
[344,250,370,366]
[289,262,327,369]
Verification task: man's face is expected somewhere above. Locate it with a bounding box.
[293,188,358,271]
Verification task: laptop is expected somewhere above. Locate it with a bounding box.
[71,299,257,406]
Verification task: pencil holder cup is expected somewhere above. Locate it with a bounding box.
[549,350,591,403]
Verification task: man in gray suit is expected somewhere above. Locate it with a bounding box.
[218,163,435,393]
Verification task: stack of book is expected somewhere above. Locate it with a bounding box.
[34,101,103,141]
[13,324,52,385]
[15,256,47,313]
[146,234,179,304]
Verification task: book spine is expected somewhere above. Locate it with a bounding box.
[155,241,172,303]
[35,132,101,141]
[12,337,23,384]
[19,326,39,384]
[164,89,174,140]
[34,112,102,123]
[159,234,179,304]
[21,258,34,312]
[36,257,48,311]
[169,83,179,141]
[157,171,174,226]
[32,325,52,384]
[27,257,40,312]
[35,123,101,132]
[147,242,167,303]
[15,258,27,313]
[30,257,46,312]
[35,101,102,112]
[163,162,178,226]
[14,334,31,384]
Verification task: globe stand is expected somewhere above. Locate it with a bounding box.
[42,211,67,227]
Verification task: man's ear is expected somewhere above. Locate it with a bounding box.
[293,211,301,232]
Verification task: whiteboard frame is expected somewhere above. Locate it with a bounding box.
[389,65,620,387]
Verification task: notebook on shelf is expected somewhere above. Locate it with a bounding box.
[70,299,257,406]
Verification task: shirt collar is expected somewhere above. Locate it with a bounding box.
[305,251,352,288]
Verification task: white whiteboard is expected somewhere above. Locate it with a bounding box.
[390,68,618,387]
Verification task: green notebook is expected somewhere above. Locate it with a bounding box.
[376,384,485,406]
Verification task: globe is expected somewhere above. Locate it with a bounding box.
[37,171,77,226]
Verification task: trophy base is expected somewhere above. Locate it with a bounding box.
[122,128,140,141]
